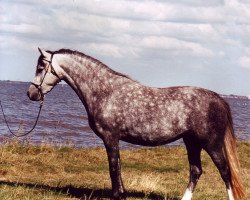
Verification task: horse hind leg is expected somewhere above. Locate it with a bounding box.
[205,145,234,199]
[205,129,245,200]
[182,136,202,200]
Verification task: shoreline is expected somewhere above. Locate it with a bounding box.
[0,137,249,149]
[1,80,250,99]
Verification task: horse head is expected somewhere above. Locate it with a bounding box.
[27,48,61,101]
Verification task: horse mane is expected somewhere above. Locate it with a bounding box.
[53,48,133,80]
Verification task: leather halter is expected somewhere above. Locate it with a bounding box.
[31,55,60,99]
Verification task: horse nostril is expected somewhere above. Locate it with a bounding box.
[27,91,30,97]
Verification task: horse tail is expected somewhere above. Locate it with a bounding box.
[224,104,245,200]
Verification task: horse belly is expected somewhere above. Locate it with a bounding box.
[119,119,186,146]
[112,103,190,146]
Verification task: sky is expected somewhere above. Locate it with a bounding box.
[1,0,250,96]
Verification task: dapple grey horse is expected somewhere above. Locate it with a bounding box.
[27,48,245,200]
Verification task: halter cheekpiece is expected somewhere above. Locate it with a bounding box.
[31,54,60,98]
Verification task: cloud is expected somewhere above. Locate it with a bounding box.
[1,0,250,95]
[1,24,42,34]
[166,0,224,7]
[239,56,250,69]
[139,36,214,57]
[1,0,249,54]
[239,47,250,69]
[84,43,129,58]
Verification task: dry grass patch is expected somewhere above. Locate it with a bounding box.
[126,173,165,194]
[0,140,248,199]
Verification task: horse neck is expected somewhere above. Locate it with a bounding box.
[57,54,132,111]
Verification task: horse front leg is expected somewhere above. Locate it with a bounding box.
[182,136,202,200]
[104,140,125,200]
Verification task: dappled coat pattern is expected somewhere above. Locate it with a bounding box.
[27,48,245,200]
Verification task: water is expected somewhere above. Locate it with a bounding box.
[0,81,249,148]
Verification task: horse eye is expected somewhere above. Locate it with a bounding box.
[37,66,44,73]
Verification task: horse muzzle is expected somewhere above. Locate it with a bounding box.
[27,84,44,101]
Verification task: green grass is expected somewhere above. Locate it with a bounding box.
[0,140,249,199]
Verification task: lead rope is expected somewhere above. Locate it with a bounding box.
[0,99,44,137]
[0,55,56,137]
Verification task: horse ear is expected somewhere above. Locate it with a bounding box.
[38,47,52,60]
[38,47,42,54]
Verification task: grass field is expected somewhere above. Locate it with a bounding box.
[0,140,248,200]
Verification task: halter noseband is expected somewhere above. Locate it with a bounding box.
[31,55,60,99]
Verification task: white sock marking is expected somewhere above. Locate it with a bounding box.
[227,185,234,200]
[181,188,193,200]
